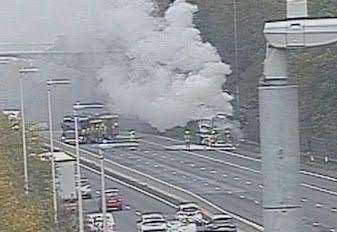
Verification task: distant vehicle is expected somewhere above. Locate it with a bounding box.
[11,124,19,131]
[205,214,237,232]
[137,212,167,232]
[97,188,127,211]
[85,212,116,232]
[138,212,165,223]
[55,152,77,202]
[2,108,20,121]
[138,220,167,232]
[60,113,119,144]
[81,182,92,199]
[176,203,203,225]
[61,130,84,145]
[96,188,119,198]
[167,219,197,232]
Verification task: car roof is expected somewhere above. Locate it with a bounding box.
[179,202,199,208]
[212,214,233,220]
[106,188,119,192]
[142,213,164,219]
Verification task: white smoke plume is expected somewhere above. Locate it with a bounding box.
[96,0,233,131]
[0,0,233,131]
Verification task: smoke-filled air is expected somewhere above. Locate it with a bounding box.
[0,0,233,131]
[96,0,233,131]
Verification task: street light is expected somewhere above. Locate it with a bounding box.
[233,0,240,116]
[19,66,39,195]
[98,149,107,232]
[73,101,104,232]
[47,78,71,227]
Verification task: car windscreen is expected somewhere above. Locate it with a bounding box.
[181,206,198,212]
[213,219,233,224]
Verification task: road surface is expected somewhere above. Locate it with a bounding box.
[80,166,176,231]
[82,133,337,232]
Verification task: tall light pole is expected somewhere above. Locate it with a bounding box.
[19,66,39,195]
[261,0,337,231]
[47,78,70,227]
[73,101,104,232]
[99,149,107,232]
[233,0,240,116]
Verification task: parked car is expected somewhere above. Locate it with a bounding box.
[175,203,203,225]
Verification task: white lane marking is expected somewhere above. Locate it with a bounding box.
[142,140,261,174]
[300,170,337,182]
[218,150,260,162]
[315,203,323,208]
[141,133,337,184]
[80,164,177,209]
[301,183,337,196]
[142,139,337,197]
[50,138,333,232]
[69,144,264,231]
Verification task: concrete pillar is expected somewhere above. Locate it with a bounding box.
[260,85,302,232]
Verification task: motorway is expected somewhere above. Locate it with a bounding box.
[80,167,176,232]
[50,130,337,232]
[80,133,337,232]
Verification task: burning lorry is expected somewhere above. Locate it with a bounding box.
[60,113,119,144]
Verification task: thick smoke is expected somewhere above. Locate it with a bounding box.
[96,0,233,131]
[0,0,233,131]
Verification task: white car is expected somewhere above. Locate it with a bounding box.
[81,183,92,198]
[86,213,116,232]
[138,220,167,232]
[167,219,197,232]
[137,212,167,231]
[138,212,165,223]
[96,188,120,198]
[176,203,203,225]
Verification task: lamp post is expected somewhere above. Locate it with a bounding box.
[19,66,39,195]
[99,149,107,232]
[73,101,104,232]
[47,78,70,227]
[233,0,240,115]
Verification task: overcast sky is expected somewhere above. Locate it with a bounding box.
[0,0,99,44]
